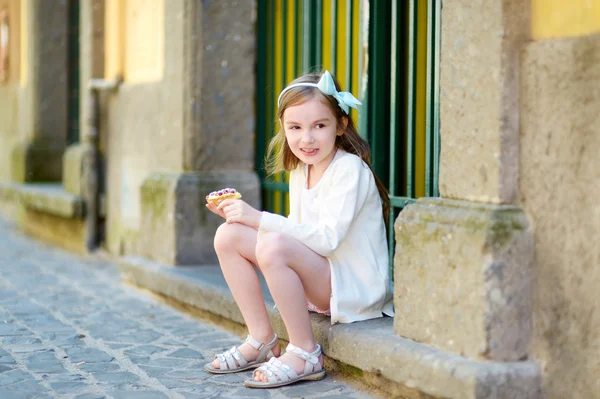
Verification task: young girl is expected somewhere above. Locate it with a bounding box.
[204,70,394,388]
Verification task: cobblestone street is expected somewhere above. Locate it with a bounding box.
[0,218,375,399]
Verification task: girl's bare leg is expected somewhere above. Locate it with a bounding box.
[211,223,280,369]
[253,232,331,382]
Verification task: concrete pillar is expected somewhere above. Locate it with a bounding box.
[393,0,534,363]
[136,0,259,265]
[11,0,69,182]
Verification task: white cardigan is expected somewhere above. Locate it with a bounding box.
[259,150,394,324]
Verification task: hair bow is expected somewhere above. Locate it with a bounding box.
[316,71,361,114]
[277,70,361,115]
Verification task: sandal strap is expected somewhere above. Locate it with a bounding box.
[285,344,322,375]
[253,357,298,384]
[216,346,248,370]
[245,334,263,350]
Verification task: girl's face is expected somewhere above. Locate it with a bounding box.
[282,95,345,174]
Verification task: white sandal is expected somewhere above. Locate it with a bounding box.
[244,343,326,388]
[204,334,279,374]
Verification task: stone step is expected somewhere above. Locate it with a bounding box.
[118,256,541,399]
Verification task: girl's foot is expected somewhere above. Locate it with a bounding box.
[245,344,326,388]
[253,351,323,382]
[205,334,279,374]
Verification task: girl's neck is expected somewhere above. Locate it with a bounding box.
[306,149,339,189]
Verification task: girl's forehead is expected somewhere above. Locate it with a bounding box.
[282,96,335,121]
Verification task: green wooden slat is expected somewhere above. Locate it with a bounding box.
[268,0,277,212]
[390,196,416,208]
[255,0,268,182]
[388,0,400,266]
[280,0,288,214]
[425,0,433,197]
[357,0,368,141]
[315,0,323,68]
[331,0,337,75]
[345,0,352,92]
[262,181,291,192]
[432,0,441,197]
[368,0,391,187]
[295,0,300,76]
[406,0,417,198]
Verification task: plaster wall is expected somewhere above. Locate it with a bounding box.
[520,33,600,399]
[439,0,529,204]
[103,1,185,253]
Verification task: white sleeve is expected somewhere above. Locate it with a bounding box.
[258,159,366,257]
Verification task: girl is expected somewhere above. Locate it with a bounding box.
[204,70,394,388]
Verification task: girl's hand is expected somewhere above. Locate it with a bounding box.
[205,201,227,220]
[217,199,263,229]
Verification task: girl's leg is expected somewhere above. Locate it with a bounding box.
[253,232,331,382]
[211,223,280,369]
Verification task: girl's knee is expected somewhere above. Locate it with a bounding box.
[255,232,289,268]
[214,223,244,255]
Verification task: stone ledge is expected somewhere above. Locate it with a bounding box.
[0,182,85,219]
[118,255,542,399]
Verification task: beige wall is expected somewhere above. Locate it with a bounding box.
[520,33,600,399]
[102,0,185,252]
[0,0,21,181]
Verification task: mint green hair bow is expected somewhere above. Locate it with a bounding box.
[277,70,362,114]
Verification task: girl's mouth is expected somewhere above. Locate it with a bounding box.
[301,148,319,156]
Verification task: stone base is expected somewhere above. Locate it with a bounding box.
[138,170,260,265]
[62,143,95,196]
[119,255,542,399]
[394,198,533,361]
[11,140,65,183]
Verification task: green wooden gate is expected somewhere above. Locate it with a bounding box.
[256,0,441,262]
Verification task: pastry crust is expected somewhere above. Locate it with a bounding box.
[206,188,242,206]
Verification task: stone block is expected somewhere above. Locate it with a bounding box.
[138,171,260,265]
[62,144,93,196]
[11,140,65,183]
[394,198,533,361]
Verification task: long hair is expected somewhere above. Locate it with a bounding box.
[265,71,390,221]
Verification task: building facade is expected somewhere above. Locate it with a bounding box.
[0,1,598,398]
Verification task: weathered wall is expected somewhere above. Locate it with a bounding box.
[103,1,185,253]
[438,0,529,204]
[520,33,600,399]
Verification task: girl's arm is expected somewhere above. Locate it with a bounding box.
[259,157,368,257]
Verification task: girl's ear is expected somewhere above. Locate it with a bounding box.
[338,116,349,136]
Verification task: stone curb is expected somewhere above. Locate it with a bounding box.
[118,255,542,399]
[0,182,84,219]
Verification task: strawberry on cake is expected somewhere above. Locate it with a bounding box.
[206,188,242,206]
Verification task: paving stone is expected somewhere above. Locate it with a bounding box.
[0,323,30,336]
[0,387,48,399]
[144,357,195,368]
[7,379,48,393]
[78,361,121,373]
[1,336,42,345]
[93,371,140,385]
[74,393,108,399]
[0,370,32,385]
[50,381,88,394]
[65,347,115,363]
[138,365,171,377]
[124,345,166,356]
[0,218,374,399]
[0,364,14,373]
[109,391,169,399]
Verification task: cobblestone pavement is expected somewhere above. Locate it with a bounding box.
[0,218,376,399]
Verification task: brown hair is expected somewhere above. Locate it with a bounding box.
[265,71,390,221]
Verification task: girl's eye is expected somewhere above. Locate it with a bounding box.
[315,123,325,129]
[288,126,300,130]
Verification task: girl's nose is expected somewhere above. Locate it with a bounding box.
[301,131,315,144]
